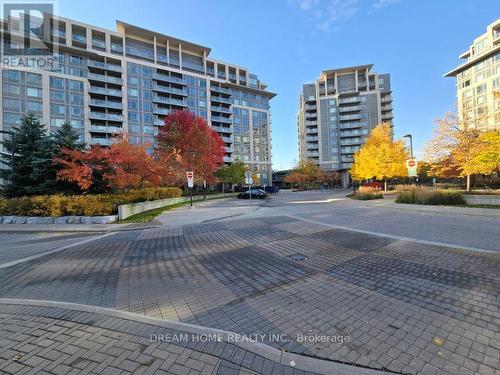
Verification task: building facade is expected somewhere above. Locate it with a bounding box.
[0,15,275,184]
[297,65,393,187]
[445,19,500,130]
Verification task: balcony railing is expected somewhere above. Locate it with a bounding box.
[152,96,187,107]
[89,99,123,109]
[339,105,361,113]
[87,73,122,85]
[89,112,123,121]
[90,125,123,134]
[90,137,112,146]
[152,84,187,96]
[211,105,232,114]
[339,114,363,121]
[212,125,233,133]
[87,60,122,72]
[88,86,122,97]
[210,86,231,95]
[153,106,171,115]
[223,156,232,163]
[211,115,232,124]
[338,96,361,104]
[152,73,186,85]
[306,136,318,141]
[210,95,233,104]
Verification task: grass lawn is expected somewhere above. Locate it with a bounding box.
[117,201,191,223]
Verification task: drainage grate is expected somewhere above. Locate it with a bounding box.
[287,253,309,262]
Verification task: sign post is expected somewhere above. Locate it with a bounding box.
[245,170,253,207]
[186,171,194,207]
[406,159,418,178]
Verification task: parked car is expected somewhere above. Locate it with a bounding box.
[237,189,268,199]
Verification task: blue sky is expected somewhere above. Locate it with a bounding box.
[59,0,500,170]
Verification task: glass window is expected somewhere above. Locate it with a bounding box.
[3,98,20,111]
[50,77,65,89]
[26,73,42,85]
[70,80,83,91]
[128,88,138,97]
[51,104,66,116]
[51,90,66,103]
[3,70,20,82]
[27,87,42,97]
[26,100,42,112]
[3,83,20,96]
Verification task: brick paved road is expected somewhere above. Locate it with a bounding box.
[0,216,499,374]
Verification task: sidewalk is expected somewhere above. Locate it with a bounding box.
[0,299,390,375]
[366,198,500,218]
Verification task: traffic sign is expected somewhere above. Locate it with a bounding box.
[245,177,253,185]
[406,159,418,177]
[186,171,194,188]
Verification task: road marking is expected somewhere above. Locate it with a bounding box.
[286,215,498,254]
[0,232,117,269]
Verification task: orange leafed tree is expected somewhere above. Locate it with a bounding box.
[55,137,179,192]
[156,110,225,184]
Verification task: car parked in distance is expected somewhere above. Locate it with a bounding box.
[237,189,268,199]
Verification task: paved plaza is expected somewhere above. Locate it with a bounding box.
[0,192,499,374]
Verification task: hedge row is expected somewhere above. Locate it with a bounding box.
[396,189,465,206]
[0,187,182,217]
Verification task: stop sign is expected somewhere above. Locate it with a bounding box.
[186,171,194,179]
[408,160,416,168]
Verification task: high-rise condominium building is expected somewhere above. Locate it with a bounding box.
[445,19,500,130]
[297,65,393,187]
[0,14,275,184]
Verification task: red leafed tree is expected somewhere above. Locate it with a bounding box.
[156,110,225,184]
[55,138,179,192]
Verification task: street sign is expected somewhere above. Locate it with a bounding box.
[245,177,253,185]
[186,171,194,188]
[406,159,418,177]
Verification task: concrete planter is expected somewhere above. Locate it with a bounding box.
[0,215,117,225]
[464,195,500,206]
[118,193,238,220]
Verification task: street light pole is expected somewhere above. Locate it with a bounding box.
[403,134,413,159]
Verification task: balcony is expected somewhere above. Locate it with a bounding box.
[304,104,317,111]
[152,73,186,85]
[152,84,187,96]
[340,139,363,146]
[381,113,393,121]
[210,105,232,114]
[381,95,393,103]
[221,135,234,143]
[306,136,318,141]
[212,125,232,134]
[381,104,392,111]
[211,115,232,124]
[306,128,318,134]
[89,112,123,122]
[306,151,319,158]
[305,120,317,126]
[339,122,365,130]
[87,60,122,72]
[153,106,170,115]
[339,114,363,121]
[154,118,164,126]
[89,99,123,109]
[152,96,187,107]
[210,86,231,95]
[90,125,123,134]
[211,95,233,105]
[338,96,361,105]
[88,86,122,97]
[224,146,234,153]
[305,113,317,120]
[88,73,122,85]
[92,39,106,50]
[72,34,86,45]
[339,105,361,113]
[223,156,233,163]
[90,138,112,146]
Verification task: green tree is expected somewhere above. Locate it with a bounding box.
[50,121,85,193]
[52,121,84,152]
[215,159,246,191]
[1,114,55,197]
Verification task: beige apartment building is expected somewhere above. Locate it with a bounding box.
[445,19,500,130]
[0,14,275,184]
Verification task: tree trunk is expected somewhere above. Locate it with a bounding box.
[466,174,471,192]
[384,179,388,192]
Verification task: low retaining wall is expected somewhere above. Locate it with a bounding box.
[118,192,238,220]
[464,195,500,206]
[0,215,117,225]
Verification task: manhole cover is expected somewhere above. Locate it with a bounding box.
[287,253,309,261]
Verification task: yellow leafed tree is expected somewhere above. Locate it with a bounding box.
[350,123,408,191]
[468,130,500,175]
